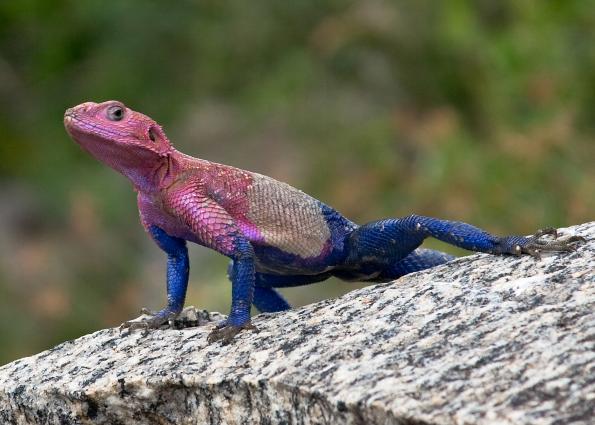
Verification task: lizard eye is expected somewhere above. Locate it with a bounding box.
[107,105,124,121]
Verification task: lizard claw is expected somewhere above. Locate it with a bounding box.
[531,227,558,239]
[139,307,159,316]
[207,321,258,345]
[119,307,179,336]
[507,229,586,259]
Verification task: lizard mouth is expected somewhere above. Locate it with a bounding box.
[64,111,129,140]
[63,112,82,140]
[64,110,87,134]
[63,109,75,126]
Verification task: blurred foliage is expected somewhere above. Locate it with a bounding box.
[0,0,594,364]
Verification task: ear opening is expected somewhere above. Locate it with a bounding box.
[148,126,157,142]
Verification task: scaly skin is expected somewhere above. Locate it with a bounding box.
[64,100,585,343]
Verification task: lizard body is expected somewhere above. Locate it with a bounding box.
[64,100,584,342]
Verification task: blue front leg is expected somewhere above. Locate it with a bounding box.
[149,225,189,319]
[208,238,258,344]
[122,225,189,331]
[227,239,256,327]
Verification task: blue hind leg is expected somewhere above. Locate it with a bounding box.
[252,272,333,312]
[226,262,332,313]
[339,214,582,281]
[253,287,290,313]
[376,248,454,281]
[335,246,454,282]
[251,248,452,311]
[252,271,335,312]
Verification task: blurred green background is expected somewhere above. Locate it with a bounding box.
[1,0,593,365]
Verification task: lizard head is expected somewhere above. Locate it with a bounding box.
[64,101,174,188]
[64,100,172,156]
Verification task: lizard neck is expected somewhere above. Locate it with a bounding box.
[128,149,187,194]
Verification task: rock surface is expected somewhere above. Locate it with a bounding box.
[0,222,593,425]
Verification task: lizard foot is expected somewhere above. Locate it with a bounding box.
[207,321,258,345]
[501,228,586,259]
[120,307,179,336]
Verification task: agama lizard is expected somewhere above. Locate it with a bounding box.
[64,100,585,343]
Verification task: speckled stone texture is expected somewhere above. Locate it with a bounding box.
[0,222,593,425]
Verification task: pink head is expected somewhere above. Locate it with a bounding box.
[64,101,174,190]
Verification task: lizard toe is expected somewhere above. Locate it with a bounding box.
[207,322,258,345]
[120,307,180,335]
[520,233,585,258]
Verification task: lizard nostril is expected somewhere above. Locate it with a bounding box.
[73,102,98,114]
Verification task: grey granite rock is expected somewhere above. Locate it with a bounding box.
[0,222,593,425]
